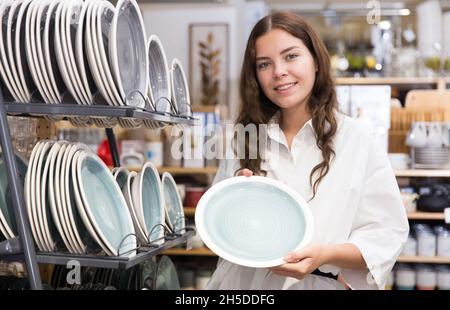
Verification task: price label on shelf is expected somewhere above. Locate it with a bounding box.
[445,208,450,224]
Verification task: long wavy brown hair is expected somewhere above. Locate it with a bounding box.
[234,11,338,200]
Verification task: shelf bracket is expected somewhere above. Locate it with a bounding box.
[105,128,121,168]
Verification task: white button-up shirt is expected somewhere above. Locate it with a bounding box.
[205,112,409,290]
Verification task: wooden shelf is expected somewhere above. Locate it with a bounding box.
[162,247,216,256]
[126,166,218,174]
[163,250,450,262]
[184,207,196,216]
[407,212,445,220]
[336,77,441,85]
[395,169,450,177]
[397,256,450,264]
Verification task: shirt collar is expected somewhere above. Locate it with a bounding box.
[267,111,315,145]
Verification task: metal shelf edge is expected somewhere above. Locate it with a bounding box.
[34,230,195,269]
[4,103,198,125]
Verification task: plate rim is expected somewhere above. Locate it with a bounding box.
[139,162,165,244]
[23,0,49,103]
[170,58,191,117]
[94,0,123,106]
[53,0,84,105]
[6,0,30,102]
[110,0,149,105]
[71,150,113,255]
[47,141,76,253]
[63,0,91,105]
[14,0,34,101]
[147,34,170,111]
[62,143,91,253]
[25,140,47,251]
[74,0,94,105]
[29,0,57,104]
[42,0,65,104]
[35,0,60,104]
[76,152,136,256]
[161,172,183,234]
[0,0,26,102]
[195,176,314,268]
[34,140,55,251]
[84,0,112,106]
[53,142,79,253]
[122,171,148,243]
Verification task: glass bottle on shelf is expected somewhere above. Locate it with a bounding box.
[391,24,420,77]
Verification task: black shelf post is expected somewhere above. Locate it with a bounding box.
[0,89,42,289]
[105,128,121,168]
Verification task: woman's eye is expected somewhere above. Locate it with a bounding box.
[257,62,270,70]
[286,53,299,61]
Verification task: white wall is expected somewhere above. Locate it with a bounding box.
[140,1,268,119]
[141,3,239,118]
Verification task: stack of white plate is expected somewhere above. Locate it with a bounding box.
[24,140,137,257]
[415,147,450,166]
[1,0,192,128]
[0,0,36,103]
[143,35,193,128]
[0,1,149,106]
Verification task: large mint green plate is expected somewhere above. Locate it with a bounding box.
[195,176,314,268]
[76,152,136,256]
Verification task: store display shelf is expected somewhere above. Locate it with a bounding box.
[34,229,195,269]
[127,166,218,174]
[184,207,196,216]
[407,212,445,220]
[395,169,450,177]
[397,256,450,264]
[163,247,216,257]
[4,102,197,125]
[336,77,441,85]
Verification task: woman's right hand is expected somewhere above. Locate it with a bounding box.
[238,168,253,177]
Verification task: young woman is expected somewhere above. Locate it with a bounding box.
[205,12,409,290]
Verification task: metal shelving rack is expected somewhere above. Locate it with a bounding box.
[0,91,197,290]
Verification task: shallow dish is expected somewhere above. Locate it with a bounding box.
[195,176,314,268]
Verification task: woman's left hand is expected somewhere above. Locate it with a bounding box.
[271,245,329,280]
